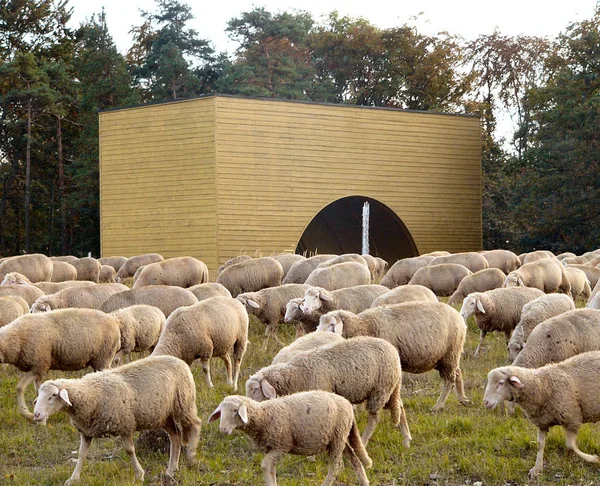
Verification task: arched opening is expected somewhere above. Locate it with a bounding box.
[296,196,418,264]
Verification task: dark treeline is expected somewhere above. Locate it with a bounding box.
[1,0,598,257]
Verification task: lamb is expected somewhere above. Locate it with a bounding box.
[460,287,544,356]
[380,255,435,288]
[483,351,600,478]
[408,263,472,297]
[51,260,77,282]
[512,309,600,368]
[317,302,470,411]
[428,252,489,273]
[0,283,44,306]
[565,264,600,289]
[69,256,102,283]
[0,253,53,282]
[504,258,571,295]
[115,253,164,281]
[565,266,591,301]
[188,282,232,301]
[282,254,336,284]
[31,282,129,312]
[209,391,372,486]
[0,308,121,420]
[33,355,201,484]
[216,256,284,297]
[304,262,371,291]
[246,336,411,447]
[317,253,368,269]
[370,284,438,307]
[98,256,127,272]
[133,256,209,288]
[111,305,166,364]
[447,268,506,306]
[99,285,198,317]
[522,249,555,264]
[271,331,345,365]
[217,254,252,276]
[300,285,389,317]
[0,295,29,327]
[508,293,576,361]
[152,296,248,390]
[481,249,521,274]
[272,253,306,279]
[99,264,116,283]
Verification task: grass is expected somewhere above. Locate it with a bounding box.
[1,299,599,485]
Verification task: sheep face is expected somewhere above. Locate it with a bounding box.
[300,288,323,314]
[33,382,71,425]
[508,342,524,361]
[483,369,523,410]
[460,294,484,320]
[30,299,51,313]
[317,313,343,334]
[236,294,262,316]
[208,397,248,435]
[284,299,302,323]
[245,376,277,401]
[504,273,523,287]
[1,273,20,286]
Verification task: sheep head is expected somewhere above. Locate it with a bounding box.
[245,375,277,401]
[317,312,344,335]
[301,287,331,314]
[483,368,525,410]
[284,298,303,322]
[209,396,249,434]
[33,381,72,425]
[460,293,485,320]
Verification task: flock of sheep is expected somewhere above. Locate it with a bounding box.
[1,248,600,484]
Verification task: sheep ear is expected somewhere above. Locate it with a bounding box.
[509,376,524,388]
[59,388,72,407]
[208,405,221,423]
[260,380,277,399]
[517,277,525,287]
[320,292,333,302]
[238,404,248,424]
[476,298,486,314]
[333,319,344,335]
[247,299,260,309]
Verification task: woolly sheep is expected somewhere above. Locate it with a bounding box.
[283,297,320,335]
[408,263,472,297]
[50,255,78,262]
[0,284,44,306]
[246,336,411,447]
[216,257,284,297]
[98,256,127,272]
[111,305,166,364]
[460,287,544,356]
[522,250,555,264]
[33,355,201,484]
[300,285,389,317]
[565,264,600,289]
[421,251,451,257]
[562,254,600,266]
[31,282,129,312]
[188,282,232,301]
[588,292,600,309]
[481,249,521,274]
[361,254,381,281]
[272,253,306,279]
[565,267,591,301]
[217,254,252,276]
[51,260,77,282]
[380,255,435,288]
[132,264,146,284]
[133,256,209,289]
[0,308,121,420]
[591,279,600,301]
[304,262,371,291]
[152,296,248,390]
[115,253,164,281]
[484,351,600,478]
[34,280,96,294]
[370,284,437,307]
[99,264,116,283]
[282,254,336,284]
[0,295,29,327]
[271,331,345,365]
[209,391,372,486]
[69,257,101,283]
[504,258,571,295]
[447,268,506,306]
[317,302,470,411]
[317,253,368,269]
[0,253,53,282]
[99,285,198,317]
[513,309,600,368]
[556,252,577,261]
[428,252,489,273]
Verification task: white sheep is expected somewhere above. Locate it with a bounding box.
[0,253,53,282]
[587,292,600,309]
[209,391,372,486]
[216,257,284,297]
[481,249,521,274]
[428,252,489,273]
[370,284,438,307]
[51,260,77,282]
[283,297,320,335]
[34,280,96,294]
[565,264,600,289]
[188,282,232,301]
[98,264,116,283]
[362,254,388,281]
[0,295,29,327]
[33,355,201,484]
[408,263,472,297]
[272,253,306,279]
[271,331,345,365]
[282,254,336,284]
[316,253,368,269]
[565,266,591,301]
[69,257,102,283]
[304,262,371,290]
[115,253,164,281]
[504,258,571,295]
[132,256,209,288]
[217,254,252,276]
[379,255,435,288]
[522,249,555,264]
[98,256,127,272]
[99,285,198,317]
[30,282,129,312]
[447,268,506,306]
[0,283,45,306]
[50,255,78,262]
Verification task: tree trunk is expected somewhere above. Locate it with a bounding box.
[57,115,67,255]
[25,96,32,253]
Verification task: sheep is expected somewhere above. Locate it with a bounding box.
[588,292,600,309]
[110,304,166,364]
[304,262,371,291]
[380,255,435,288]
[283,297,320,335]
[317,253,369,269]
[460,287,544,356]
[282,254,336,284]
[217,254,252,276]
[99,264,116,283]
[188,282,232,301]
[152,296,248,390]
[132,264,146,284]
[317,302,470,411]
[421,251,451,257]
[115,253,164,281]
[564,264,600,289]
[591,279,600,301]
[34,280,96,294]
[370,284,437,307]
[68,257,101,283]
[522,249,555,264]
[360,255,389,281]
[272,253,306,279]
[50,255,78,262]
[562,254,600,266]
[246,336,411,447]
[300,284,389,318]
[508,294,576,361]
[504,258,571,295]
[428,252,489,273]
[98,256,127,272]
[408,263,472,297]
[513,309,600,368]
[0,283,45,306]
[216,256,284,297]
[556,251,577,261]
[133,256,209,289]
[31,282,129,312]
[483,351,600,478]
[481,249,521,274]
[565,266,591,301]
[33,355,201,484]
[447,268,506,306]
[99,285,198,317]
[0,295,29,327]
[0,308,121,420]
[0,253,53,282]
[271,331,345,365]
[51,260,77,282]
[209,391,372,486]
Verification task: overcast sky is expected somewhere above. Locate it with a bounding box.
[68,0,599,55]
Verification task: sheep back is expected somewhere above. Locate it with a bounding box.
[0,284,45,306]
[565,267,591,300]
[98,256,128,272]
[0,295,29,327]
[380,256,434,288]
[51,261,78,282]
[111,304,166,354]
[188,282,232,301]
[99,265,116,283]
[116,253,164,281]
[505,258,571,295]
[69,257,102,283]
[447,268,506,306]
[428,252,489,273]
[216,257,284,297]
[371,285,438,307]
[271,331,345,365]
[0,254,53,282]
[481,249,521,274]
[304,262,371,291]
[133,256,209,289]
[408,263,472,297]
[272,254,306,279]
[99,285,198,317]
[282,255,336,284]
[31,283,129,312]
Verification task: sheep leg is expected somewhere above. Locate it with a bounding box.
[361,410,381,446]
[200,359,214,388]
[232,340,245,392]
[322,440,344,486]
[164,423,182,478]
[113,350,125,366]
[504,331,512,343]
[182,418,201,464]
[261,450,283,486]
[565,428,600,464]
[121,434,145,482]
[432,379,454,412]
[65,434,92,486]
[16,372,40,420]
[344,444,370,486]
[221,353,233,388]
[529,428,547,479]
[473,330,487,357]
[399,403,412,448]
[453,368,472,406]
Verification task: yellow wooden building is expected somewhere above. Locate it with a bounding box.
[99,95,481,273]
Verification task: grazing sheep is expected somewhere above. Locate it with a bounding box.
[300,285,389,317]
[50,255,78,262]
[272,253,306,279]
[508,294,576,361]
[565,264,600,289]
[216,257,284,297]
[98,256,127,272]
[188,282,232,301]
[99,264,116,283]
[34,280,96,294]
[209,391,372,486]
[133,256,209,289]
[483,351,600,478]
[380,255,435,288]
[317,302,470,411]
[370,285,438,307]
[111,305,166,364]
[408,263,472,297]
[305,262,371,291]
[504,258,571,295]
[68,257,101,283]
[33,355,201,484]
[562,254,600,266]
[565,267,591,301]
[31,282,129,312]
[556,252,577,261]
[271,331,345,365]
[0,295,29,327]
[282,254,336,284]
[522,250,555,264]
[481,249,521,274]
[283,297,320,335]
[115,253,164,282]
[0,253,53,282]
[447,268,506,306]
[0,284,45,306]
[362,254,381,281]
[246,336,411,446]
[152,296,248,390]
[317,253,368,269]
[99,285,198,317]
[132,264,146,284]
[217,255,253,277]
[0,308,121,420]
[460,287,544,356]
[513,309,600,368]
[428,252,489,273]
[51,260,77,282]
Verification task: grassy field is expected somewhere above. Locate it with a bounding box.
[1,300,599,486]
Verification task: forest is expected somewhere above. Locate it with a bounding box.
[0,0,598,257]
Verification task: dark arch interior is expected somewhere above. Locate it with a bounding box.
[296,196,418,265]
